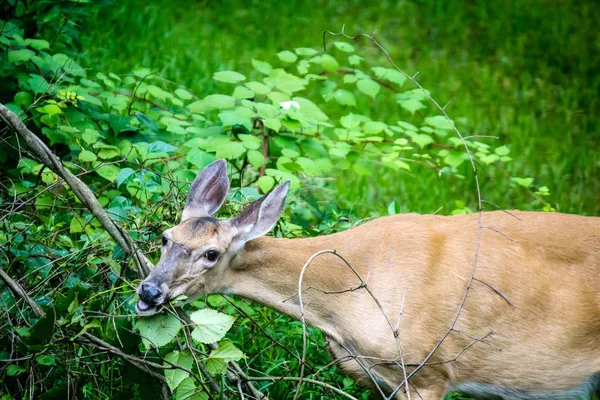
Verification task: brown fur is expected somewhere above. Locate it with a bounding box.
[145,210,600,399]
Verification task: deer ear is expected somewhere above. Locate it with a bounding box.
[181,159,230,221]
[231,181,290,243]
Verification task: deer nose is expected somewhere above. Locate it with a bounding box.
[139,282,163,306]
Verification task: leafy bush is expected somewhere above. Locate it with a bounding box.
[0,1,557,399]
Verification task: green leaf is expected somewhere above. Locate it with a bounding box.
[209,341,243,362]
[425,115,454,130]
[332,41,354,52]
[213,70,246,83]
[218,110,252,132]
[444,152,469,168]
[495,145,510,156]
[264,118,281,132]
[116,168,135,188]
[94,163,119,182]
[189,309,235,344]
[176,377,208,400]
[411,133,434,148]
[400,98,425,114]
[187,148,216,169]
[257,175,275,192]
[512,177,534,188]
[352,161,372,176]
[333,90,356,107]
[14,91,33,108]
[175,88,194,100]
[148,141,178,153]
[239,134,262,150]
[348,55,363,65]
[188,94,235,113]
[79,150,97,162]
[363,121,387,134]
[8,49,35,64]
[387,200,400,215]
[35,354,57,366]
[371,67,406,86]
[27,74,51,94]
[136,314,182,349]
[277,50,298,63]
[245,81,271,95]
[247,150,265,169]
[206,359,227,375]
[98,148,119,160]
[295,47,318,56]
[28,39,50,50]
[356,79,380,98]
[6,365,25,376]
[251,59,273,75]
[165,351,194,391]
[232,86,254,99]
[318,54,339,72]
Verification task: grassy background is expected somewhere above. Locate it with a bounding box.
[83,0,599,217]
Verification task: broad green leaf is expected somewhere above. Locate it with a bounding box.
[209,341,243,362]
[277,50,298,63]
[333,90,356,107]
[116,168,135,188]
[371,67,406,86]
[28,39,50,50]
[213,70,246,83]
[318,54,339,72]
[247,150,265,169]
[399,98,425,114]
[264,118,281,132]
[495,145,510,156]
[239,134,262,150]
[27,74,51,94]
[148,141,178,153]
[332,41,354,52]
[251,59,273,74]
[136,314,182,349]
[187,148,215,169]
[94,163,119,182]
[295,47,318,56]
[79,150,97,162]
[233,86,254,99]
[512,177,534,188]
[348,55,363,65]
[14,91,33,108]
[444,152,469,168]
[363,121,386,134]
[218,110,252,132]
[35,354,56,366]
[411,133,434,148]
[175,88,194,100]
[257,175,274,192]
[356,79,380,98]
[190,309,235,344]
[176,377,208,400]
[245,81,271,95]
[6,365,25,376]
[165,350,194,391]
[206,359,227,375]
[188,95,235,113]
[98,148,119,160]
[8,49,35,63]
[425,115,454,130]
[293,97,329,121]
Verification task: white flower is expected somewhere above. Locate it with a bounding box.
[279,101,300,110]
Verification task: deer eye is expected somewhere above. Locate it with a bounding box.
[205,250,219,262]
[162,236,168,247]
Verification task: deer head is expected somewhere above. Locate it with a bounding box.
[136,159,289,315]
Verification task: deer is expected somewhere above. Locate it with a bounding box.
[136,159,600,400]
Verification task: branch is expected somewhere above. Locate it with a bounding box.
[0,268,45,318]
[0,103,152,278]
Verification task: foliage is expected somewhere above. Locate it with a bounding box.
[0,1,595,399]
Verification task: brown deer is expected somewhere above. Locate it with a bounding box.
[136,159,600,399]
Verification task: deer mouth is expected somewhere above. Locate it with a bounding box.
[136,299,159,315]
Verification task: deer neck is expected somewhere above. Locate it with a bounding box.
[226,235,348,339]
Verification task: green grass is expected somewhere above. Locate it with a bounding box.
[83,0,599,217]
